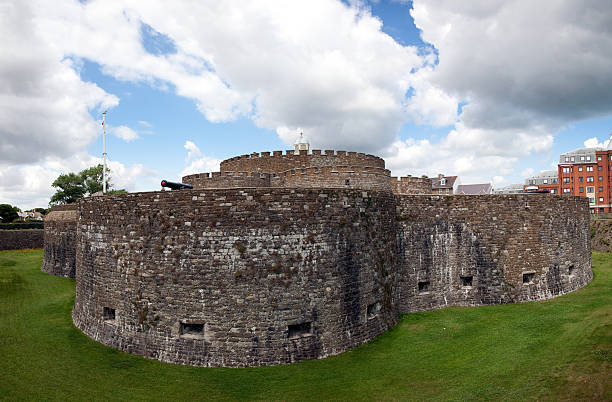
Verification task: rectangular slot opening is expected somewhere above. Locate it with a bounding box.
[418,281,430,293]
[288,322,312,339]
[367,302,380,319]
[568,265,575,276]
[180,322,204,338]
[460,276,473,287]
[522,272,535,284]
[103,307,115,321]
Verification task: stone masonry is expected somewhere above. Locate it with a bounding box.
[41,148,592,367]
[42,205,77,278]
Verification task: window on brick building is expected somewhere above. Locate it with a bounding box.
[587,176,594,182]
[599,187,604,192]
[446,189,449,194]
[562,167,569,173]
[598,156,602,161]
[563,178,570,184]
[438,189,442,194]
[599,197,604,202]
[578,167,583,172]
[579,187,584,193]
[587,166,594,172]
[600,208,605,212]
[598,165,603,170]
[551,189,556,194]
[587,187,595,193]
[579,177,583,183]
[589,197,595,204]
[563,188,571,193]
[599,176,603,181]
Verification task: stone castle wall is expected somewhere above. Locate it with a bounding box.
[391,176,432,195]
[0,229,43,250]
[395,194,592,313]
[182,172,272,189]
[72,188,399,367]
[220,150,385,173]
[42,204,77,278]
[68,188,592,367]
[274,166,392,191]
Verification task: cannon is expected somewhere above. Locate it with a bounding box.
[160,180,193,190]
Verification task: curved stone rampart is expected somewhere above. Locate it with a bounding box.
[42,204,77,278]
[182,171,272,189]
[274,166,391,191]
[72,188,399,367]
[395,194,592,313]
[220,149,385,173]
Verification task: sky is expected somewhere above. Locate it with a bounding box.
[2,0,612,209]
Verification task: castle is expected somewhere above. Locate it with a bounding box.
[42,138,592,367]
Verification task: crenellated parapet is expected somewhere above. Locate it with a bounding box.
[391,175,432,195]
[220,149,386,174]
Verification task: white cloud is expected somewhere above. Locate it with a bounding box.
[111,125,140,142]
[138,120,152,127]
[26,0,427,153]
[584,136,609,149]
[184,140,202,162]
[521,168,534,177]
[179,141,221,180]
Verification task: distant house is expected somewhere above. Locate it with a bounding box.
[456,183,493,195]
[431,174,460,195]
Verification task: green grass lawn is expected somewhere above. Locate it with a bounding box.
[1,250,610,401]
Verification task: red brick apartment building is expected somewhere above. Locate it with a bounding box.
[558,147,612,214]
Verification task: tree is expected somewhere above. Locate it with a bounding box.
[0,204,19,223]
[50,164,125,205]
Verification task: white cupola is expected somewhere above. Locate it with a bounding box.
[294,132,310,154]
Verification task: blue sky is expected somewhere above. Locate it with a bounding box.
[2,0,612,208]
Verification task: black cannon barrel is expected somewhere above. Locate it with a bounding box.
[161,180,193,190]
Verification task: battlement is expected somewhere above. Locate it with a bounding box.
[220,149,386,174]
[391,175,432,195]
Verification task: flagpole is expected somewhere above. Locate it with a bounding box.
[102,111,107,194]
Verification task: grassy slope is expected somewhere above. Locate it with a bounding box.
[0,250,610,401]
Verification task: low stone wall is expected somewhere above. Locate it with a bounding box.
[0,229,43,250]
[72,188,398,367]
[391,176,431,195]
[42,205,77,278]
[395,194,592,313]
[589,219,612,252]
[275,166,391,191]
[182,172,272,189]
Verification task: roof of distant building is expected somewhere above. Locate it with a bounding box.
[456,183,492,195]
[431,175,458,189]
[493,184,524,194]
